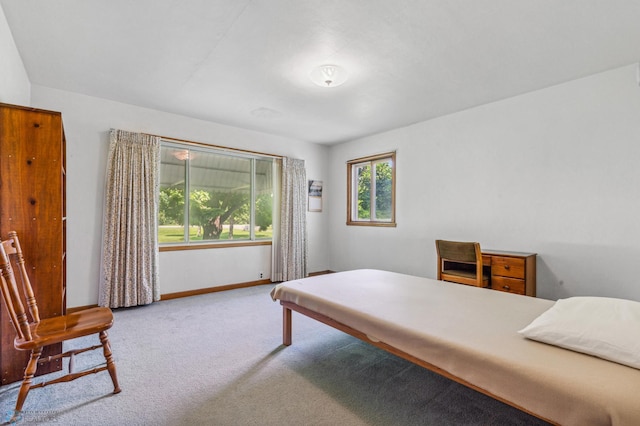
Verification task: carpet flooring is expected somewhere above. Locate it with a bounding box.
[0,284,550,425]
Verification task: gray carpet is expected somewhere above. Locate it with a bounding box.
[0,285,550,425]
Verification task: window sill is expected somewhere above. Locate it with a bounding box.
[346,221,397,227]
[159,240,272,252]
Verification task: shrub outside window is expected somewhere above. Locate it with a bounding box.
[159,142,274,245]
[347,152,396,227]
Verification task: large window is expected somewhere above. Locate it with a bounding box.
[159,142,275,246]
[347,152,396,227]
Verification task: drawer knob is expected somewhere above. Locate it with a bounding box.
[504,265,510,270]
[503,285,511,290]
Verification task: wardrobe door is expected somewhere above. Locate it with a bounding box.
[0,103,65,384]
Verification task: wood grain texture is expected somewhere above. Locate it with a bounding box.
[0,103,66,384]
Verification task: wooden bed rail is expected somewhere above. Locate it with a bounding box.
[279,301,556,425]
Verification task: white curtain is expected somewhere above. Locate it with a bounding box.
[272,157,307,282]
[99,129,160,308]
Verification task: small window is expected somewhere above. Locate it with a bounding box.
[347,152,396,227]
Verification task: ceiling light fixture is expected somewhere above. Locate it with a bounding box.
[309,64,348,88]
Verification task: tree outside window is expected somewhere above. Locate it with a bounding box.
[159,144,274,245]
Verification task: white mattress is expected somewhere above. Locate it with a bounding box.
[271,269,640,426]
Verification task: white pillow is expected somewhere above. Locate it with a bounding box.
[518,296,640,369]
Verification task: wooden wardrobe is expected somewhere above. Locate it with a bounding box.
[0,103,66,384]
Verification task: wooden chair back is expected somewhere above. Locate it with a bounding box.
[0,231,39,343]
[436,240,479,263]
[435,239,488,287]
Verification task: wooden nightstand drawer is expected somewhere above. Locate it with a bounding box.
[491,257,525,279]
[483,250,536,297]
[491,276,525,295]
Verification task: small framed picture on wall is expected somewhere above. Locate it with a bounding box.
[308,180,323,212]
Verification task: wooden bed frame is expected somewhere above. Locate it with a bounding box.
[279,301,555,424]
[273,270,640,425]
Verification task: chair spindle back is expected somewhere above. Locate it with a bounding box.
[0,232,40,343]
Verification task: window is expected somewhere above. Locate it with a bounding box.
[159,142,275,246]
[347,152,396,227]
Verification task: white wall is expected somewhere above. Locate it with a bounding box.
[30,86,329,308]
[327,64,640,302]
[8,2,640,306]
[0,4,29,105]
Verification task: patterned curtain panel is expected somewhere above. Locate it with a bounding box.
[99,129,160,308]
[271,159,283,281]
[272,157,307,282]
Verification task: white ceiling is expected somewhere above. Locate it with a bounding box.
[3,0,640,145]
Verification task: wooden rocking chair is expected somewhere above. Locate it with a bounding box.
[0,231,121,422]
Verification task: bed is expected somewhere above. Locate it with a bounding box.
[270,269,640,426]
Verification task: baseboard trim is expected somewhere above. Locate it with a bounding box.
[66,270,335,313]
[160,278,272,301]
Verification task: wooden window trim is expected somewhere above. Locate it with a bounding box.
[346,151,396,227]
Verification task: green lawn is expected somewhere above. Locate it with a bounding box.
[159,225,271,243]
